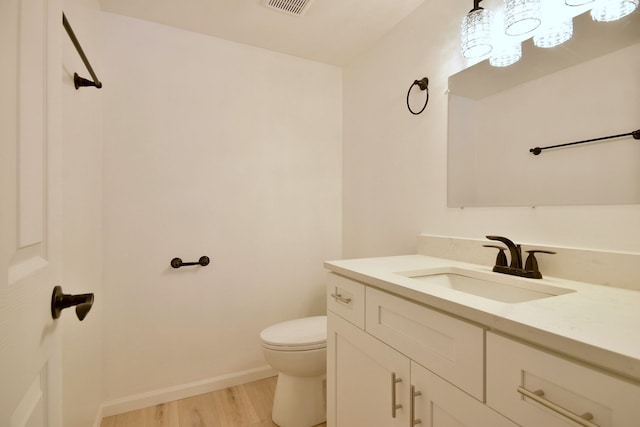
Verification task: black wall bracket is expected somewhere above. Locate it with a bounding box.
[63,13,102,89]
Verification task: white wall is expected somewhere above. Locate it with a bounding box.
[61,0,104,426]
[101,13,342,402]
[343,3,640,258]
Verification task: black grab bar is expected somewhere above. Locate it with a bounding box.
[171,256,210,269]
[63,13,102,89]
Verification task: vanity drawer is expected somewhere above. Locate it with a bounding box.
[327,273,365,329]
[487,332,640,427]
[365,287,484,401]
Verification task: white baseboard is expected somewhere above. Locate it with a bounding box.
[99,365,278,419]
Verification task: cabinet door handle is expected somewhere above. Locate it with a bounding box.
[330,290,352,304]
[410,385,422,426]
[517,387,599,427]
[391,372,403,418]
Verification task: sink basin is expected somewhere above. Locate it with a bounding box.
[397,268,574,303]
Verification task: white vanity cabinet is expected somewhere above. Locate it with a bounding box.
[326,273,517,427]
[326,253,640,427]
[487,332,640,427]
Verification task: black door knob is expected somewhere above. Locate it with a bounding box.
[51,286,94,321]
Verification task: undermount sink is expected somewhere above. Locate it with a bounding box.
[397,268,574,303]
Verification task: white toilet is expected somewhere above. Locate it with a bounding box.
[260,316,327,427]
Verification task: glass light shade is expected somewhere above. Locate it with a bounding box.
[504,0,542,35]
[489,42,522,67]
[534,19,573,48]
[461,8,493,58]
[591,0,639,21]
[565,0,594,5]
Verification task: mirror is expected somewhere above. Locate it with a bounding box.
[447,10,640,208]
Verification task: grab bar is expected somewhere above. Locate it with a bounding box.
[63,13,102,89]
[171,256,210,269]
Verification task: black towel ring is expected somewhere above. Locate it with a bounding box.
[406,77,429,115]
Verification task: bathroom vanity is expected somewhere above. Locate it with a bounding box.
[325,250,640,427]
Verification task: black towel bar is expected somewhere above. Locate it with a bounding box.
[530,129,640,155]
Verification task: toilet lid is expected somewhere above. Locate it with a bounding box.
[260,316,326,350]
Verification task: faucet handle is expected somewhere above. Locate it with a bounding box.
[524,250,556,278]
[483,244,508,267]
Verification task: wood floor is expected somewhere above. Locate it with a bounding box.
[101,376,327,427]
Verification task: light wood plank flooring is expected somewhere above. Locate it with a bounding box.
[101,376,327,427]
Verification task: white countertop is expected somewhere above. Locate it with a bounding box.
[325,254,640,383]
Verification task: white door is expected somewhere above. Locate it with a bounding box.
[1,0,64,426]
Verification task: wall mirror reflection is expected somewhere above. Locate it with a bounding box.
[447,8,640,208]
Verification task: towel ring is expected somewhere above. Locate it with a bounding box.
[407,77,429,115]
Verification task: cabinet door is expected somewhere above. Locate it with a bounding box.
[328,314,410,427]
[411,362,519,427]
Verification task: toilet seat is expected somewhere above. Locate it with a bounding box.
[260,316,326,351]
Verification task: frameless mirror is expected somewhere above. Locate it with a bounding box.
[447,10,640,208]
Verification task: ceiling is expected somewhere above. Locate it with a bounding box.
[98,0,425,66]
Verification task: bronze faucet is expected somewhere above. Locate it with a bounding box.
[484,235,555,279]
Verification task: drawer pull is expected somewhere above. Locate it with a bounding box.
[330,291,352,305]
[517,387,599,427]
[391,372,403,418]
[410,385,422,426]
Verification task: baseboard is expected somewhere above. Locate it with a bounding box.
[99,365,278,418]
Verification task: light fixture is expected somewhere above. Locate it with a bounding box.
[460,0,638,66]
[591,0,639,21]
[534,18,573,48]
[504,0,542,36]
[461,0,493,59]
[490,42,522,67]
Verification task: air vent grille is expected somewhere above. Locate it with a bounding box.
[262,0,317,16]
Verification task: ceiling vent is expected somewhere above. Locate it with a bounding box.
[262,0,317,16]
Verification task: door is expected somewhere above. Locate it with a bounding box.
[411,362,519,427]
[1,0,63,425]
[327,314,410,427]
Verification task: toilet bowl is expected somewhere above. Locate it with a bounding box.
[260,316,327,427]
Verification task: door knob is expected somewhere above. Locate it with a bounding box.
[51,286,94,321]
